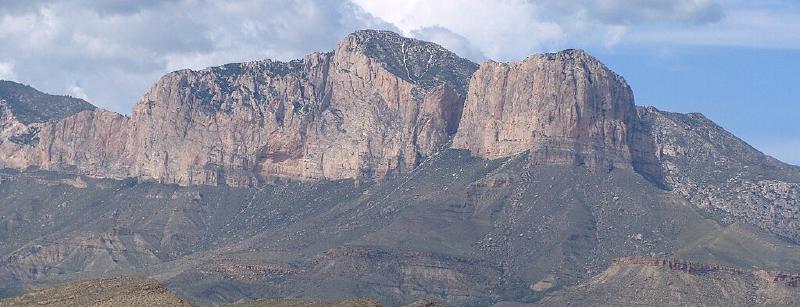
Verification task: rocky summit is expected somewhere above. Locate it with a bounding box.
[0,30,799,306]
[453,50,661,180]
[0,30,478,186]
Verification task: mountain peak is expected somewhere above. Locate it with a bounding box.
[0,80,95,124]
[336,29,478,94]
[453,49,661,180]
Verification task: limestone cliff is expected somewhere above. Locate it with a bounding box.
[0,30,478,186]
[0,81,129,178]
[124,30,476,185]
[0,109,130,177]
[453,50,661,180]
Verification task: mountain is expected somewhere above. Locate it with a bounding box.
[639,107,800,242]
[453,49,661,181]
[1,151,798,305]
[0,80,128,178]
[0,81,102,165]
[0,30,798,306]
[0,30,478,186]
[0,80,95,125]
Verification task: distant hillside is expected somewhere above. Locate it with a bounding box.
[0,81,95,124]
[0,277,189,306]
[536,256,800,306]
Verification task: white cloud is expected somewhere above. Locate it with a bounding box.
[627,9,800,49]
[0,61,16,81]
[352,0,564,61]
[409,26,486,62]
[0,0,394,113]
[351,0,735,59]
[603,25,628,49]
[67,83,89,100]
[0,0,797,116]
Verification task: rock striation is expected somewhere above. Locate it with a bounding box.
[124,30,476,185]
[0,30,477,186]
[452,50,661,179]
[0,33,668,187]
[537,256,800,306]
[0,81,130,178]
[0,109,131,177]
[612,256,742,274]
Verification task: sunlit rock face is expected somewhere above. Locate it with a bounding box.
[453,49,661,179]
[0,30,478,186]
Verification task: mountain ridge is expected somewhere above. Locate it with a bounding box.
[0,29,480,185]
[0,80,96,125]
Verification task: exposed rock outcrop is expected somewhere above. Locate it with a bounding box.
[639,106,800,242]
[616,256,800,288]
[453,50,661,180]
[0,81,130,178]
[537,256,800,306]
[754,270,800,288]
[612,256,741,274]
[0,109,131,177]
[0,30,478,186]
[125,30,476,185]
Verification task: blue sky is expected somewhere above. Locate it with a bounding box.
[597,47,800,165]
[0,0,797,164]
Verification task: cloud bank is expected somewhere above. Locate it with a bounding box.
[0,0,797,116]
[0,0,395,112]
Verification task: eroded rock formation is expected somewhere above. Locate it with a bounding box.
[0,30,477,186]
[639,106,800,242]
[453,50,661,180]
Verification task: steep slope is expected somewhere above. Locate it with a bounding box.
[0,30,478,186]
[2,151,799,306]
[453,50,661,181]
[125,30,477,185]
[639,107,800,242]
[535,257,800,306]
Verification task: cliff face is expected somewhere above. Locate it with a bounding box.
[126,30,476,185]
[0,109,130,177]
[0,30,478,186]
[121,30,476,185]
[0,82,129,178]
[0,34,667,186]
[452,50,660,179]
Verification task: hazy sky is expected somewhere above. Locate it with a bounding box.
[0,0,797,164]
